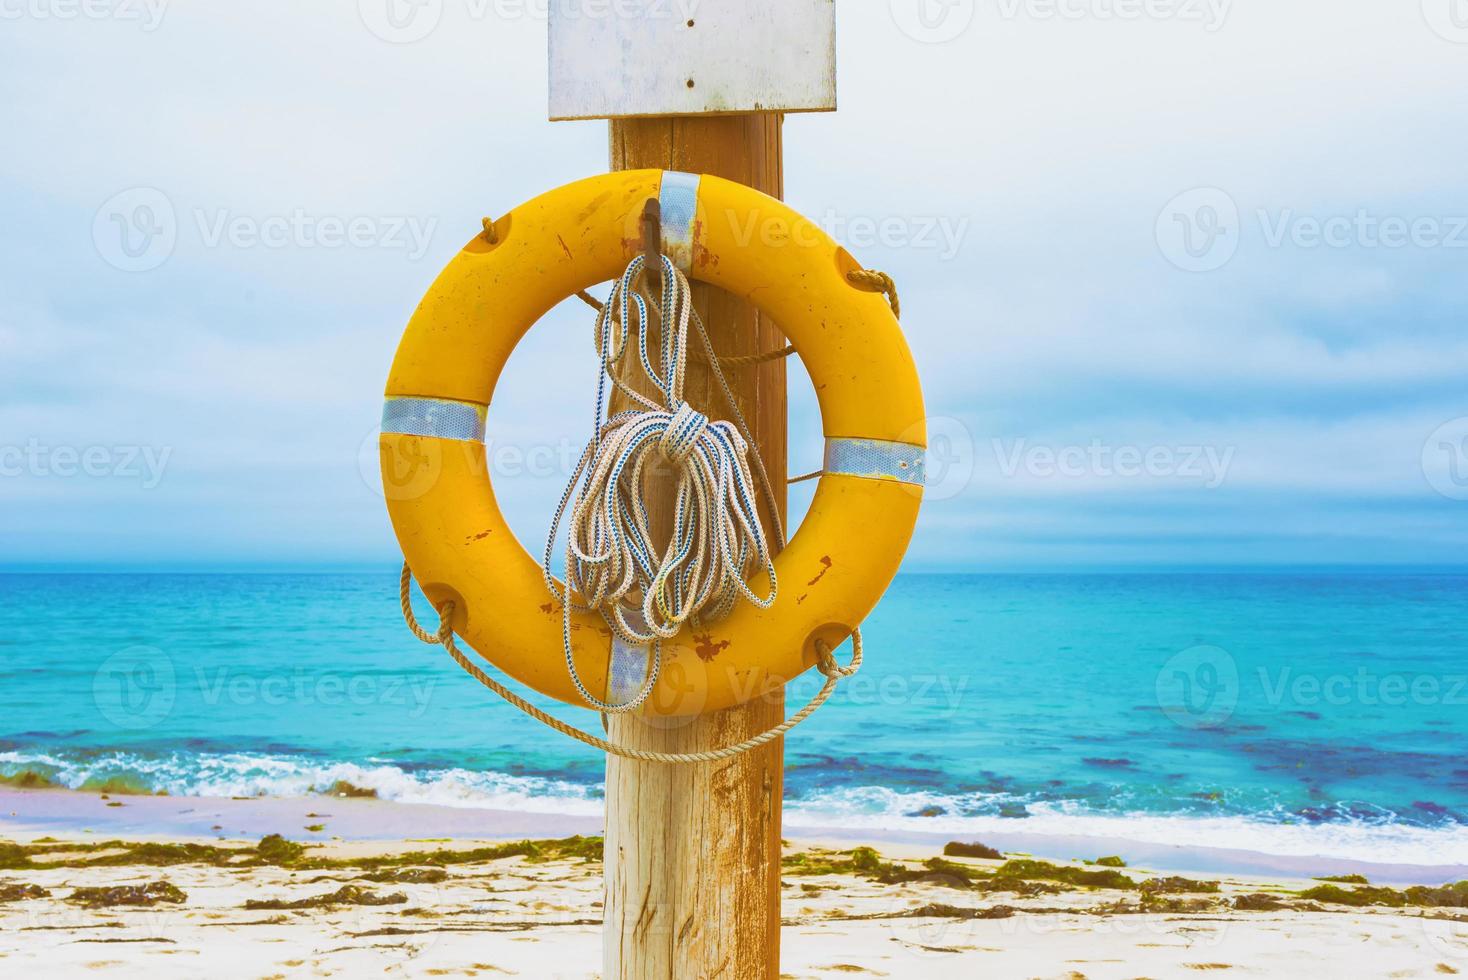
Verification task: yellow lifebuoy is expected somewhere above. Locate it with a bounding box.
[381,169,926,717]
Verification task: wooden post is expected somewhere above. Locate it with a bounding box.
[602,114,789,979]
[549,7,833,974]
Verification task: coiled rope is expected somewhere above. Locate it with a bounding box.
[541,255,782,712]
[399,238,902,762]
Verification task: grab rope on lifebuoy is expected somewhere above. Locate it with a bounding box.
[382,169,926,741]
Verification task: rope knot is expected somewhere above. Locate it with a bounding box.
[658,402,709,465]
[814,635,863,680]
[434,601,456,643]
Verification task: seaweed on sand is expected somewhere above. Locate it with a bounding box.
[360,868,449,884]
[67,880,188,908]
[3,837,257,869]
[1140,876,1221,895]
[1296,884,1407,907]
[1409,882,1468,908]
[782,848,881,877]
[942,841,1003,860]
[782,847,978,890]
[0,834,605,873]
[76,841,254,868]
[0,842,34,870]
[244,885,407,910]
[899,902,1017,920]
[992,859,1138,890]
[303,835,603,871]
[784,848,1080,896]
[876,857,995,891]
[1140,893,1220,913]
[549,835,605,863]
[1299,880,1468,909]
[255,834,306,865]
[0,882,50,902]
[784,848,1136,895]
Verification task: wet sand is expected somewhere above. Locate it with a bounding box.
[2,788,1467,978]
[5,786,1465,885]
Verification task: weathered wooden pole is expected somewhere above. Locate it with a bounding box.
[550,7,836,976]
[602,114,788,978]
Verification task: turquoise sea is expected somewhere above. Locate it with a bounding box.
[2,571,1466,866]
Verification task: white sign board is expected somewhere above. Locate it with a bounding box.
[549,1,836,120]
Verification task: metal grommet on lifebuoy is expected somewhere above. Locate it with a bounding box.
[381,169,926,718]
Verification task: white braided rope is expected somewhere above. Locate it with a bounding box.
[542,256,782,712]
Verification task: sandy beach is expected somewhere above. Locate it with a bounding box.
[4,788,1467,978]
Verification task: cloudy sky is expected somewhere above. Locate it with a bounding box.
[2,1,1465,570]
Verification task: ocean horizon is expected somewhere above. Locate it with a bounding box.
[3,568,1466,869]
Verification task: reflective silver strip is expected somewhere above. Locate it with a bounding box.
[381,397,487,442]
[824,438,927,486]
[659,171,701,273]
[607,635,655,708]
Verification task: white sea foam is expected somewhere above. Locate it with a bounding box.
[0,749,602,817]
[782,786,1468,868]
[5,750,1465,866]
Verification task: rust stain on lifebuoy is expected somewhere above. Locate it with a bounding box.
[807,556,833,587]
[573,191,613,226]
[694,634,731,663]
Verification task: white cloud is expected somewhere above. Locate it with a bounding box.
[1,1,1464,565]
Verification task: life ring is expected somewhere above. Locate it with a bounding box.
[381,169,926,717]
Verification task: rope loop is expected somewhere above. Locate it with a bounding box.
[399,563,449,644]
[702,343,796,369]
[400,561,862,765]
[847,268,901,320]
